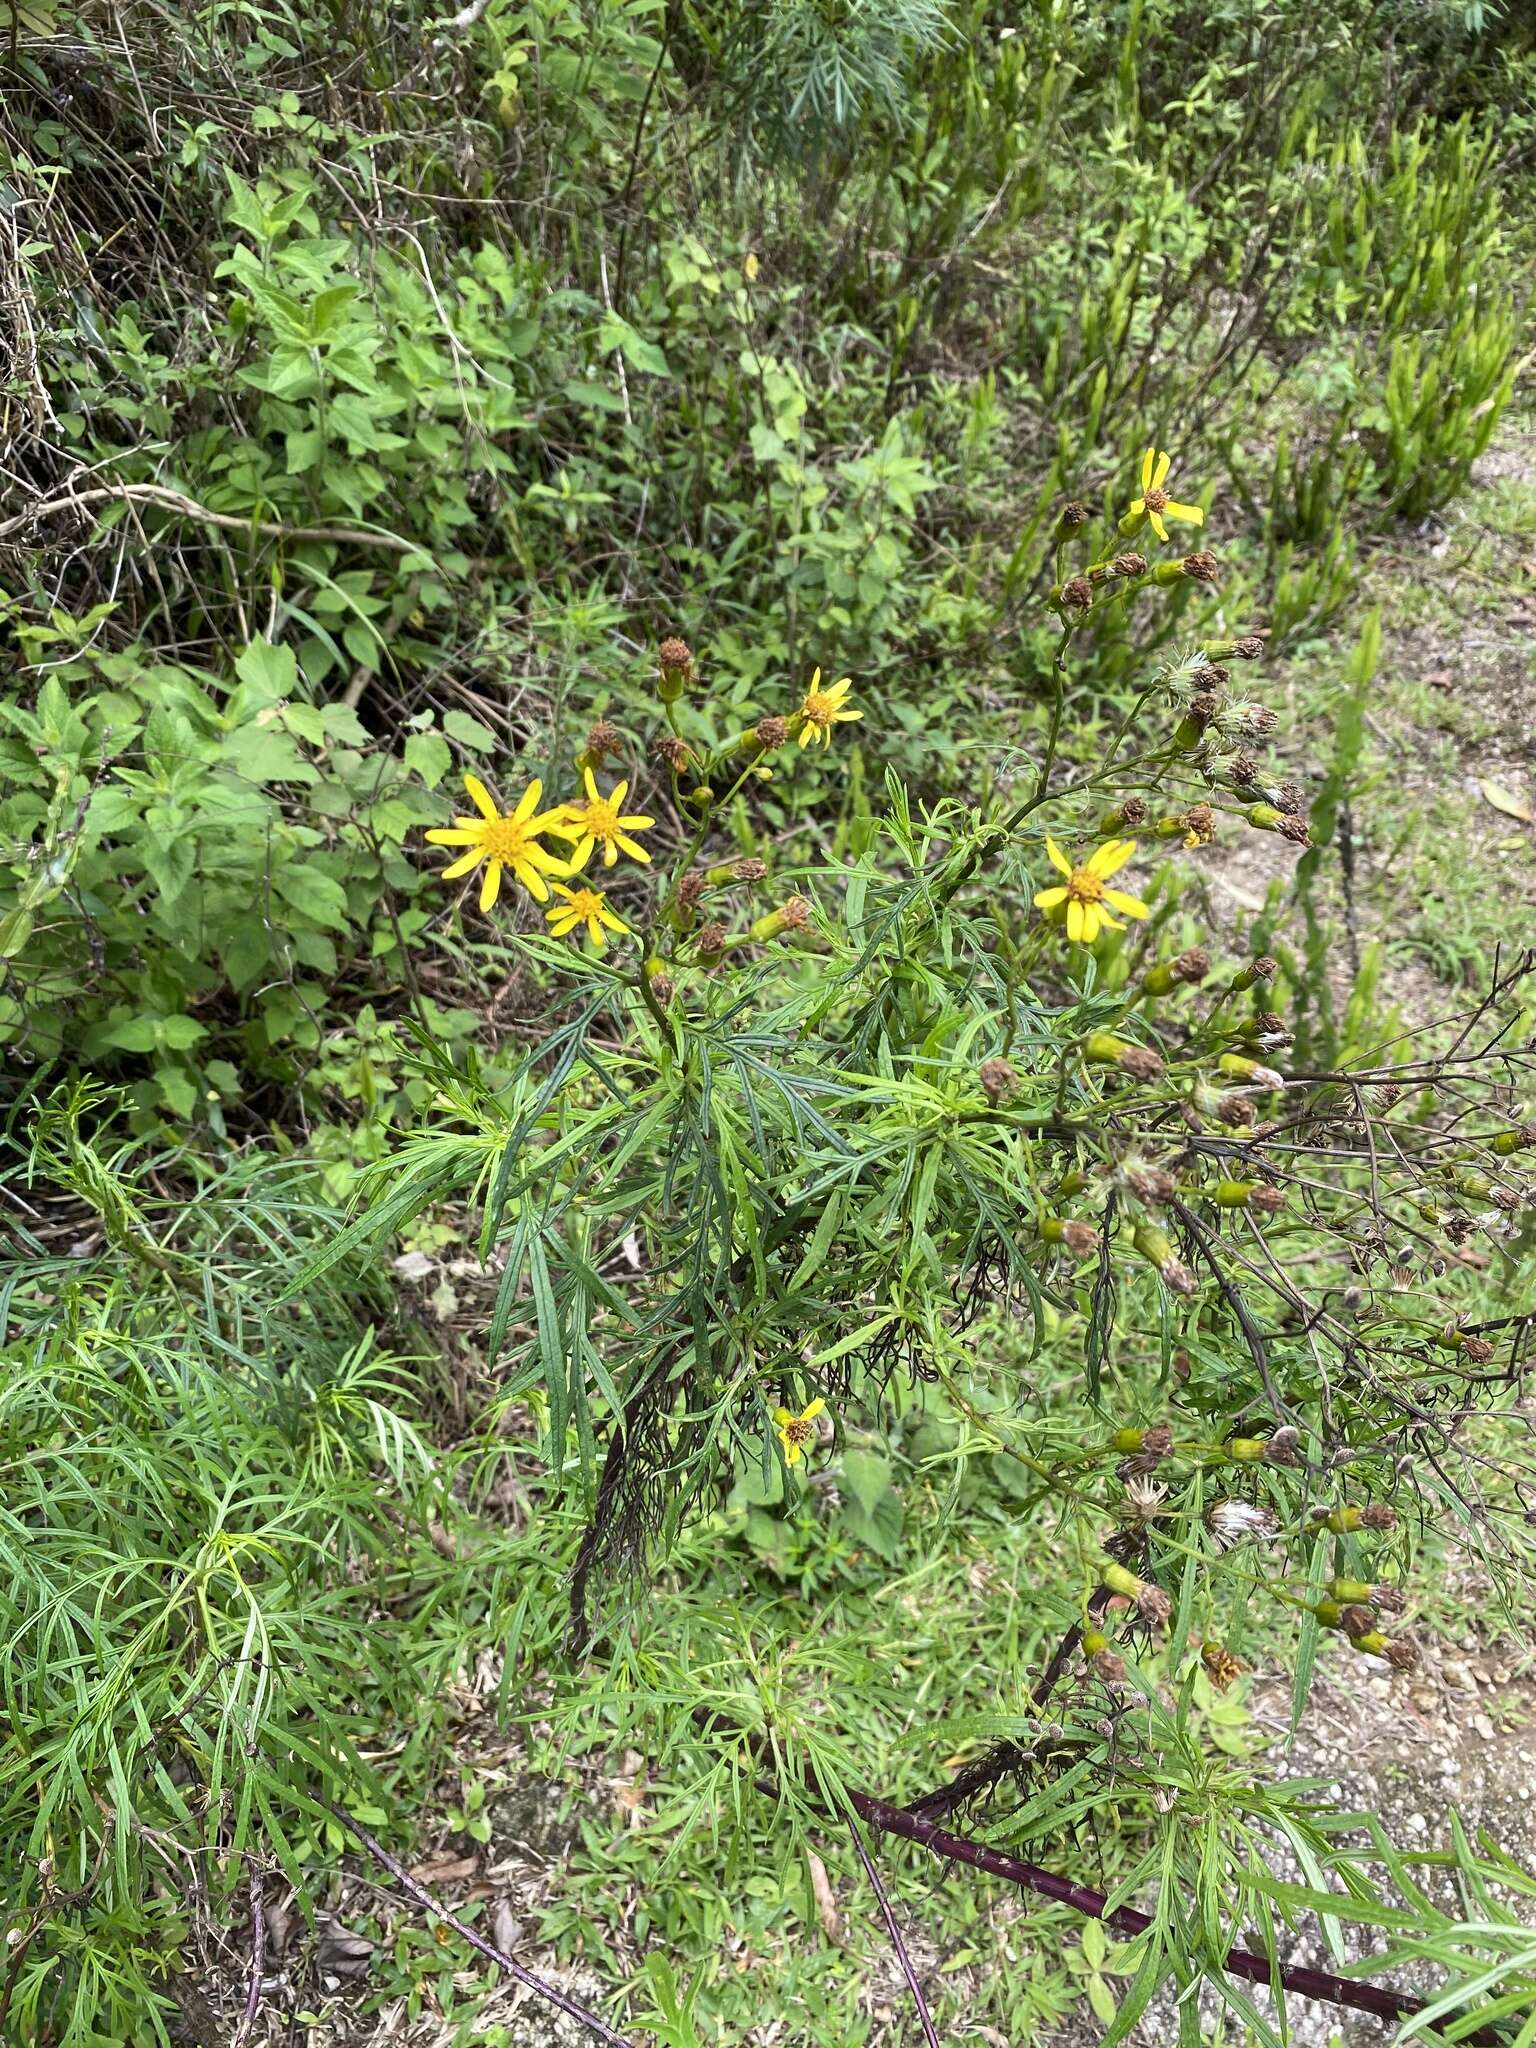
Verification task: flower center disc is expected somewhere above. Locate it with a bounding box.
[481,817,534,860]
[803,693,835,724]
[1143,487,1168,513]
[1067,868,1105,903]
[568,889,603,917]
[583,799,619,836]
[784,1418,813,1445]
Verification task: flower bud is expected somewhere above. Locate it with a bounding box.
[1085,1031,1164,1081]
[1099,796,1147,831]
[1099,1560,1171,1626]
[1218,1053,1284,1090]
[1041,1216,1100,1258]
[1131,1221,1198,1296]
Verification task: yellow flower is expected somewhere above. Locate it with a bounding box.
[424,775,573,912]
[555,769,655,871]
[796,669,862,748]
[773,1397,827,1467]
[1034,836,1151,944]
[1127,448,1205,544]
[545,883,631,950]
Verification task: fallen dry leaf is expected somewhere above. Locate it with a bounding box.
[409,1853,480,1884]
[808,1851,842,1945]
[1480,778,1534,825]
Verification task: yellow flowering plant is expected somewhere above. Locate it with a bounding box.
[352,443,1536,2042]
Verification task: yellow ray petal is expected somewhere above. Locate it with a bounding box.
[615,834,652,863]
[617,813,656,831]
[1045,835,1072,878]
[1149,511,1168,542]
[425,827,482,846]
[772,1407,793,1425]
[611,779,629,806]
[802,1397,826,1421]
[512,778,544,823]
[1103,887,1150,918]
[1152,450,1171,489]
[1129,496,1146,517]
[1079,904,1102,943]
[1066,898,1086,943]
[440,850,484,880]
[1034,886,1069,910]
[1140,448,1156,491]
[479,859,503,912]
[1087,838,1136,877]
[464,775,498,819]
[512,858,551,902]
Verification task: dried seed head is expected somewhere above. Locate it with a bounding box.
[1371,1584,1408,1617]
[1059,500,1090,528]
[1119,1045,1165,1083]
[1109,796,1148,829]
[658,635,693,681]
[755,715,790,750]
[1125,1163,1177,1204]
[778,895,810,931]
[1182,550,1220,583]
[1060,575,1094,610]
[1384,1636,1419,1671]
[732,857,767,883]
[1248,1184,1286,1214]
[1360,1503,1398,1532]
[1201,1643,1244,1691]
[1187,691,1220,729]
[1161,1257,1199,1298]
[1135,1581,1172,1628]
[648,971,675,1007]
[1207,1499,1280,1548]
[696,920,728,957]
[979,1057,1017,1105]
[676,870,708,907]
[1216,1092,1254,1127]
[1266,1424,1301,1465]
[1341,1604,1378,1638]
[1112,551,1148,578]
[1192,664,1231,689]
[1238,705,1279,738]
[1176,947,1210,984]
[1121,1475,1169,1522]
[1230,752,1260,787]
[1142,1423,1174,1458]
[1232,635,1265,660]
[1278,814,1311,846]
[1277,780,1304,814]
[585,718,623,761]
[653,734,693,771]
[1090,1646,1128,1684]
[1492,1186,1523,1212]
[1180,803,1217,847]
[1060,1220,1101,1258]
[1461,1335,1495,1364]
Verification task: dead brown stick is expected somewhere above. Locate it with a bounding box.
[0,483,423,555]
[324,1802,638,2047]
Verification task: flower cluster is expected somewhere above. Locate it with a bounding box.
[421,645,862,973]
